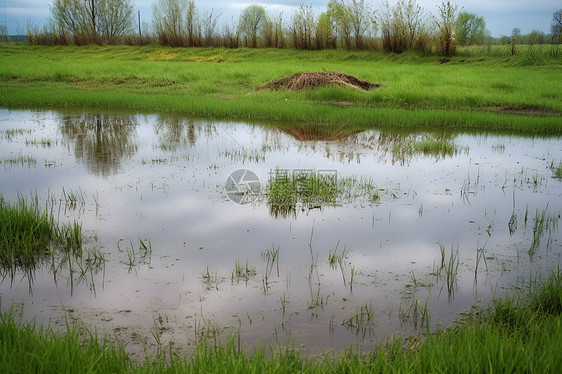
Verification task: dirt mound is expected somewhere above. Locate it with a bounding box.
[258,72,380,92]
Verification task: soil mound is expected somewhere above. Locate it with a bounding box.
[258,72,380,92]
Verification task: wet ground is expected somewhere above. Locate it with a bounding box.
[1,109,561,358]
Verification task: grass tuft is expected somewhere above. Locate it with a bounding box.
[0,195,82,270]
[551,160,562,179]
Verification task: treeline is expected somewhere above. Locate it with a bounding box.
[25,0,562,56]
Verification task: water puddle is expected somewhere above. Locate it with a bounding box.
[1,109,561,358]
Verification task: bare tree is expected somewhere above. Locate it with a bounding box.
[263,15,275,48]
[434,1,459,56]
[347,0,370,49]
[186,1,201,46]
[511,27,520,55]
[50,0,133,44]
[98,0,135,43]
[273,12,285,48]
[221,16,239,48]
[50,0,93,44]
[552,9,562,43]
[152,0,188,46]
[379,0,426,53]
[403,0,425,48]
[238,5,266,48]
[202,9,221,47]
[291,4,316,49]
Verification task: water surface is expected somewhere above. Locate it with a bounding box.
[1,109,561,357]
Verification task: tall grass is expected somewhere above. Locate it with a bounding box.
[0,308,133,373]
[0,195,82,271]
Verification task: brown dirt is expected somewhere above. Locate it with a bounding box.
[258,72,381,92]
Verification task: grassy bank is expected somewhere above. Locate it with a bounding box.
[1,45,561,134]
[2,268,561,372]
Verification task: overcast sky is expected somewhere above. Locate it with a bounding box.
[1,0,559,37]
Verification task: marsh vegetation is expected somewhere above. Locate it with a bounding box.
[2,269,561,372]
[2,5,561,366]
[0,109,560,364]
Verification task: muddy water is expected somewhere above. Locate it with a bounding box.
[1,109,561,358]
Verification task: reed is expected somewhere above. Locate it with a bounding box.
[551,160,562,179]
[231,258,257,284]
[399,297,430,330]
[261,245,280,292]
[201,265,222,290]
[529,206,559,256]
[342,301,375,333]
[0,155,37,168]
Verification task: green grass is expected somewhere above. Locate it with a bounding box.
[0,155,37,167]
[342,301,375,332]
[552,160,562,179]
[2,269,561,372]
[1,45,561,134]
[266,170,387,216]
[231,258,257,284]
[528,207,559,256]
[265,170,387,217]
[0,307,134,373]
[0,195,82,271]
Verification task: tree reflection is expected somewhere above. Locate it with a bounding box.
[59,113,138,176]
[154,115,216,150]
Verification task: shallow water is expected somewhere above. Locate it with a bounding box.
[1,109,561,358]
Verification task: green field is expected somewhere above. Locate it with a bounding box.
[1,44,561,134]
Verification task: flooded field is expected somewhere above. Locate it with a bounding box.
[1,108,561,358]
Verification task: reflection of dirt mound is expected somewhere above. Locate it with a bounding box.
[281,127,358,141]
[259,72,381,92]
